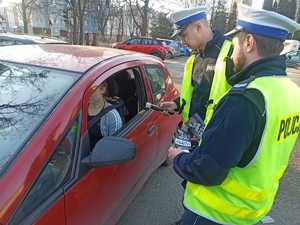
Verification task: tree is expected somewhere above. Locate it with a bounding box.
[85,0,111,40]
[210,0,216,25]
[273,0,278,9]
[178,0,206,7]
[128,0,150,36]
[295,0,300,22]
[150,12,173,39]
[277,0,296,19]
[263,0,274,10]
[212,0,227,33]
[226,1,237,33]
[77,0,89,44]
[106,0,128,42]
[97,0,111,37]
[19,0,39,33]
[65,0,89,44]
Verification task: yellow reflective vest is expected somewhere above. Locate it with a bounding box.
[179,40,232,124]
[183,76,300,225]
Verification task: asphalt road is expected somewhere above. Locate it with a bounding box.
[117,57,300,225]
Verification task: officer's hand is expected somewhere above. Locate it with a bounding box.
[159,101,177,114]
[168,146,186,161]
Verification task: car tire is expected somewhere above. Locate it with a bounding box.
[150,51,164,60]
[161,158,170,167]
[166,51,174,59]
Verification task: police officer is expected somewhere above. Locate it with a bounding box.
[168,4,300,225]
[160,6,232,124]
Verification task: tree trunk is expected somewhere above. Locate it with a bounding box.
[295,0,300,22]
[79,16,84,45]
[85,33,89,45]
[117,14,122,42]
[72,11,78,44]
[141,0,150,36]
[109,19,114,41]
[210,0,216,26]
[22,0,28,33]
[92,33,97,46]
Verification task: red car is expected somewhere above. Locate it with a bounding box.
[112,38,168,60]
[0,45,180,225]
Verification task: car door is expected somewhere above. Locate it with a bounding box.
[64,61,160,225]
[142,63,179,160]
[125,38,141,52]
[139,38,149,54]
[7,116,81,225]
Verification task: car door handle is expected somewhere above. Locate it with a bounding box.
[147,124,156,135]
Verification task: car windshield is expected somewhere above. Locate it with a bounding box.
[0,61,80,175]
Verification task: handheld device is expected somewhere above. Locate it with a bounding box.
[145,102,174,114]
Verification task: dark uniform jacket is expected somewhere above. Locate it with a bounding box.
[175,30,225,119]
[174,55,287,186]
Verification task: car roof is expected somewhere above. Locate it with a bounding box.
[0,33,66,44]
[157,38,175,42]
[0,44,138,73]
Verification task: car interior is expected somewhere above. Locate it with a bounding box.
[87,67,147,150]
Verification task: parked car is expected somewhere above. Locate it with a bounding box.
[180,47,191,56]
[281,39,300,54]
[157,39,190,57]
[158,39,181,57]
[165,45,176,59]
[285,50,300,65]
[0,45,180,225]
[0,33,66,46]
[112,37,168,60]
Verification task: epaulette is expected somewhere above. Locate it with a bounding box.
[230,76,256,94]
[228,76,265,116]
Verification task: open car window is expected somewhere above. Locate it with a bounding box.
[87,66,147,150]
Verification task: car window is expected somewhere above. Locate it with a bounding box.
[289,51,300,56]
[10,117,79,225]
[142,39,151,45]
[152,39,159,45]
[14,40,25,45]
[0,62,80,176]
[144,65,166,104]
[0,39,16,46]
[128,39,140,45]
[87,67,147,150]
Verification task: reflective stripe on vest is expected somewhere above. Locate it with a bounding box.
[183,76,300,225]
[180,54,195,123]
[204,39,232,125]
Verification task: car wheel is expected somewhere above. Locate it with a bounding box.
[161,158,170,167]
[166,51,174,59]
[150,51,164,60]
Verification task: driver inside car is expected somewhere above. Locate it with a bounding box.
[88,81,123,149]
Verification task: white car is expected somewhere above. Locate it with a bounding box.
[286,50,300,65]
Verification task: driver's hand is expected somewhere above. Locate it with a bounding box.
[159,101,177,114]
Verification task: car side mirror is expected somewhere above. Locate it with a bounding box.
[82,136,136,167]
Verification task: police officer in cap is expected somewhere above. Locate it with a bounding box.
[160,6,232,125]
[168,4,300,225]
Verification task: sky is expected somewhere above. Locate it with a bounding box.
[0,0,20,7]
